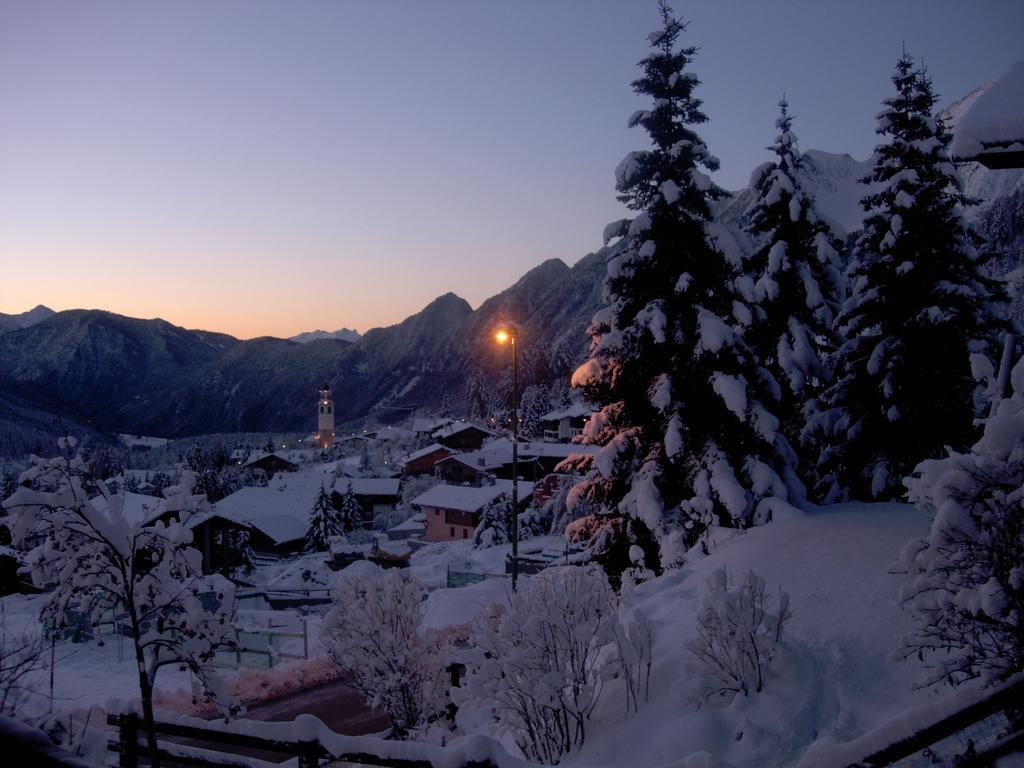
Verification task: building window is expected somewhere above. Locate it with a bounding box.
[449,526,455,537]
[462,529,468,539]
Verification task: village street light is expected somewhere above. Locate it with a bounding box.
[495,323,520,592]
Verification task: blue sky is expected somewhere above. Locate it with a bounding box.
[1,0,1021,337]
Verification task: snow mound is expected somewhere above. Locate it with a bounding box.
[565,502,942,768]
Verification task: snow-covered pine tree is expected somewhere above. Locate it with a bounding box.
[744,98,845,498]
[306,484,342,551]
[473,496,512,548]
[569,1,791,576]
[812,54,1009,501]
[518,385,552,441]
[336,484,364,533]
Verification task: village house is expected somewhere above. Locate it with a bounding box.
[539,402,595,442]
[332,476,402,526]
[243,451,299,480]
[402,442,453,475]
[412,479,534,542]
[432,422,496,451]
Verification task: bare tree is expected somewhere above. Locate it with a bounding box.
[0,603,44,716]
[320,565,448,738]
[460,566,618,764]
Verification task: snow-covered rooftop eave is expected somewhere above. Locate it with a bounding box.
[957,141,1024,170]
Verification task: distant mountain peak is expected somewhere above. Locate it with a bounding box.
[0,304,56,335]
[290,327,361,344]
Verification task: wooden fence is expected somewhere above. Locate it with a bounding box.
[107,712,526,768]
[845,676,1024,767]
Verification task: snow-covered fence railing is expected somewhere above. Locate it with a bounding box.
[108,711,540,768]
[799,674,1024,767]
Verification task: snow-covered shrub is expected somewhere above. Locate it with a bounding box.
[459,565,618,764]
[320,565,448,737]
[898,369,1024,687]
[685,567,791,702]
[612,608,653,714]
[0,603,43,716]
[3,440,236,760]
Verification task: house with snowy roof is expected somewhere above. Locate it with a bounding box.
[951,61,1024,169]
[403,442,453,475]
[332,476,402,526]
[412,416,453,435]
[433,439,600,484]
[539,402,596,442]
[432,422,496,451]
[243,451,298,480]
[387,512,426,541]
[412,479,534,542]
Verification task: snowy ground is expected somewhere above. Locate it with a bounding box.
[5,503,1002,766]
[564,502,954,767]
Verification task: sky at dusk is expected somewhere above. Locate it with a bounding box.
[1,0,1022,339]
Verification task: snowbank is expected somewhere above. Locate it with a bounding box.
[563,502,944,768]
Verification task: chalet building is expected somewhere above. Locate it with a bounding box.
[432,423,496,452]
[434,454,494,486]
[403,443,453,475]
[244,451,298,480]
[332,477,402,526]
[412,479,534,542]
[433,439,598,483]
[539,403,595,443]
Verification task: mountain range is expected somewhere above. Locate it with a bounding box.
[1,70,1021,458]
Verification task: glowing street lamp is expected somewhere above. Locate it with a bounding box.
[495,323,520,592]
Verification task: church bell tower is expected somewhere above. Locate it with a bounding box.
[315,383,335,449]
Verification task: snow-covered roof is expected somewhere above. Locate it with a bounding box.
[404,442,452,463]
[952,61,1024,158]
[389,512,427,532]
[212,476,327,544]
[441,439,600,470]
[411,479,534,513]
[432,422,495,439]
[333,477,401,497]
[412,417,453,433]
[244,451,297,468]
[539,402,596,421]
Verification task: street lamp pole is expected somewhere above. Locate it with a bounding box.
[510,330,519,593]
[496,324,520,593]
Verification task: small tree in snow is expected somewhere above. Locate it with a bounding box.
[898,363,1024,687]
[612,608,654,715]
[2,472,19,502]
[336,485,364,534]
[320,566,447,737]
[685,567,791,702]
[459,566,618,764]
[0,603,44,717]
[473,496,512,548]
[306,485,342,552]
[2,440,236,766]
